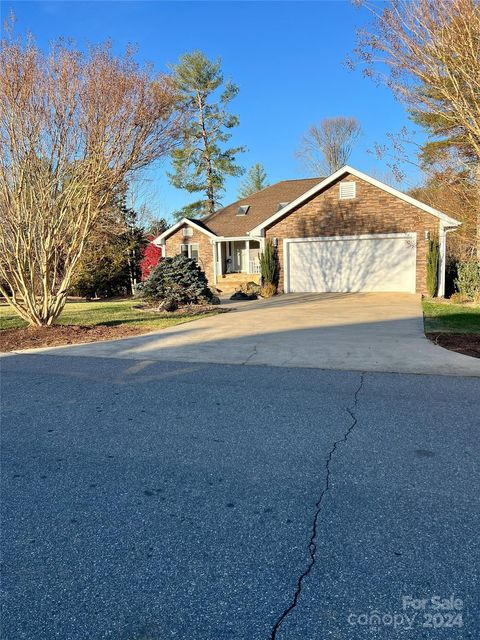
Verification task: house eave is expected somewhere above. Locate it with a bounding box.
[152,217,217,245]
[247,165,461,236]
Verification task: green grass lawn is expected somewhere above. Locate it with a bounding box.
[0,298,216,331]
[423,299,480,334]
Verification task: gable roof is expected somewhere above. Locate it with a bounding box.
[152,216,218,245]
[249,165,461,235]
[202,178,322,237]
[155,166,461,244]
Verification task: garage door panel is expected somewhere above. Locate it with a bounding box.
[287,235,416,293]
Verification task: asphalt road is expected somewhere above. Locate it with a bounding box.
[1,354,479,639]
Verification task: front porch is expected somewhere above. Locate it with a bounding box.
[216,272,261,293]
[214,239,262,286]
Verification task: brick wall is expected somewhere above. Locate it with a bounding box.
[164,224,215,286]
[265,173,439,293]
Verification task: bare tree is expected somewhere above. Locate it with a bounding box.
[0,27,179,326]
[296,117,362,175]
[351,0,480,256]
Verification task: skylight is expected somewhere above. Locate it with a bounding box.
[237,205,250,216]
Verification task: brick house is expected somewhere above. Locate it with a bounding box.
[154,166,460,296]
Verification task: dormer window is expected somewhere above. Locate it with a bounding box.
[339,181,356,199]
[182,226,193,237]
[237,205,249,216]
[277,202,289,211]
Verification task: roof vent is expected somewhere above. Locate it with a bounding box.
[339,181,356,200]
[237,205,249,216]
[277,202,289,211]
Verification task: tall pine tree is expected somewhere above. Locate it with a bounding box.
[238,163,269,198]
[169,51,245,219]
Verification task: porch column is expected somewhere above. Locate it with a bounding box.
[246,240,250,273]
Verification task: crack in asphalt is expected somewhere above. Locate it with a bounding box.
[243,344,258,365]
[270,372,366,639]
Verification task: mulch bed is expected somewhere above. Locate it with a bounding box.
[426,333,480,359]
[0,306,228,353]
[0,324,156,353]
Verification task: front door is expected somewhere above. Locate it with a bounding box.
[232,241,247,272]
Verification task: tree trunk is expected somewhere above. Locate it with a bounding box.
[197,93,215,216]
[476,164,480,260]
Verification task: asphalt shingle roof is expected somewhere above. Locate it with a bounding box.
[202,177,323,237]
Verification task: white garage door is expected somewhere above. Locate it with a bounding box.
[286,233,416,293]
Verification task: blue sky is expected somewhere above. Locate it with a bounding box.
[1,0,422,222]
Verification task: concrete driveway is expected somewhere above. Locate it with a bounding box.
[25,293,480,376]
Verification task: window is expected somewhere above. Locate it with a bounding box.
[182,226,193,237]
[237,205,249,216]
[180,244,199,261]
[339,181,356,199]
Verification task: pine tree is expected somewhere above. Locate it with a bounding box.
[168,51,245,219]
[238,163,269,198]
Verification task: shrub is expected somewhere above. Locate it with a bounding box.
[455,262,480,299]
[259,239,278,287]
[450,292,471,304]
[142,255,213,306]
[162,298,178,312]
[132,282,144,297]
[140,241,162,281]
[240,281,260,296]
[260,282,276,298]
[426,237,439,297]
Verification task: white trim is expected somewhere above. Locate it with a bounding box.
[152,218,217,244]
[214,235,252,242]
[438,223,445,298]
[249,165,461,236]
[283,232,417,242]
[437,221,455,298]
[283,232,417,294]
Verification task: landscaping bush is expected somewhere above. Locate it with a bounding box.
[259,239,278,292]
[240,282,260,296]
[162,298,178,312]
[426,237,439,297]
[260,282,276,298]
[449,292,471,304]
[455,262,480,300]
[142,255,213,307]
